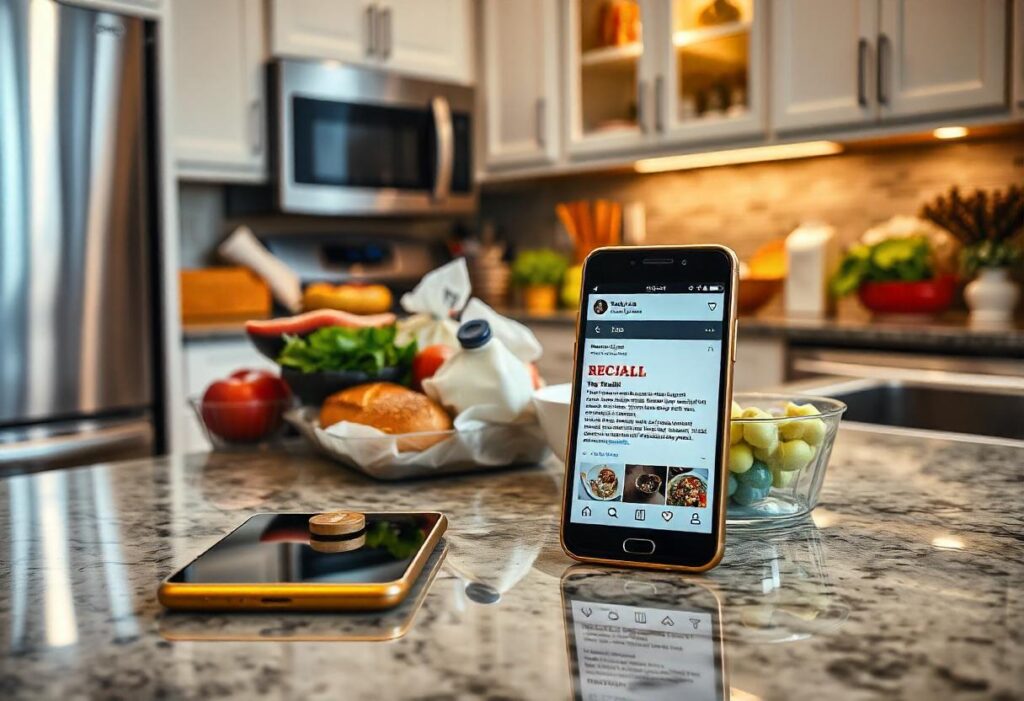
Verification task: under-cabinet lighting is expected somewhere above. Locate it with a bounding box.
[933,126,968,140]
[931,535,965,550]
[634,141,843,174]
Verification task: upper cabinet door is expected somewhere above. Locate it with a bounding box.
[269,0,372,63]
[657,0,767,144]
[172,0,267,181]
[879,0,1007,119]
[566,0,658,157]
[482,0,560,168]
[377,0,473,84]
[771,0,878,133]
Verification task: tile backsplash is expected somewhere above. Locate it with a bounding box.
[480,136,1024,262]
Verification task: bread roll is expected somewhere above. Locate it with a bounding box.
[319,382,452,451]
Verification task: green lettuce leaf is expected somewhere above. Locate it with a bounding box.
[276,325,417,376]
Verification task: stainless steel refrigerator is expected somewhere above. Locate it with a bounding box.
[0,0,160,472]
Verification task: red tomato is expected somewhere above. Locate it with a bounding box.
[201,369,291,443]
[412,344,455,391]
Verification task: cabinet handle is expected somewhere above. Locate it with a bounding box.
[637,80,648,133]
[536,98,546,148]
[877,33,890,105]
[654,75,664,132]
[378,6,392,60]
[249,99,262,155]
[857,38,869,107]
[365,5,376,57]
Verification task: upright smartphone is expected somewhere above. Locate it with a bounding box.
[560,246,738,572]
[159,512,447,611]
[561,566,727,700]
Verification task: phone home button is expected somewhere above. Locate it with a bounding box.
[622,538,656,555]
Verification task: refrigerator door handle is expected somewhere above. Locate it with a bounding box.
[0,421,152,466]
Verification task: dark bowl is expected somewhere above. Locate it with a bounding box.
[280,366,406,406]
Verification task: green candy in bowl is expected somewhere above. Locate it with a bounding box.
[727,393,846,528]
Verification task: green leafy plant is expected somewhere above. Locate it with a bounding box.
[830,236,934,297]
[920,185,1024,276]
[277,325,417,375]
[511,248,569,287]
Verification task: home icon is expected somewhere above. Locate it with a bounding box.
[582,506,592,517]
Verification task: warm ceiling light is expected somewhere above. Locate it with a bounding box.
[933,126,968,140]
[634,141,842,174]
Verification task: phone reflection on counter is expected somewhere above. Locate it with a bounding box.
[560,567,727,701]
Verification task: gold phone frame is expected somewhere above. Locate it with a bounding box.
[158,511,448,611]
[558,245,739,573]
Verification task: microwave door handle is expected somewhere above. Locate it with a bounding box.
[431,96,453,201]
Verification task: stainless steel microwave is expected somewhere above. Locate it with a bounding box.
[270,60,475,216]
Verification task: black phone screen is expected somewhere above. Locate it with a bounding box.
[167,513,441,585]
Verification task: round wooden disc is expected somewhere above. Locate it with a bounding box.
[309,533,366,554]
[309,511,365,536]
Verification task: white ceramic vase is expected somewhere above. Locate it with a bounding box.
[964,268,1019,325]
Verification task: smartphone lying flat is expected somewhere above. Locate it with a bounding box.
[561,567,727,701]
[560,245,739,572]
[159,512,447,611]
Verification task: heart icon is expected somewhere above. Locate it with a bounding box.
[661,511,673,522]
[581,607,592,617]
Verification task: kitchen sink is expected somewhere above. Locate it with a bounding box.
[808,379,1024,441]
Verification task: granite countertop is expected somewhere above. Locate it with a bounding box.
[1,427,1021,700]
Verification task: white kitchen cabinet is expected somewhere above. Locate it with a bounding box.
[771,0,878,132]
[379,0,474,84]
[269,0,372,64]
[172,0,267,182]
[655,0,768,145]
[182,337,279,453]
[269,0,473,84]
[879,0,1007,119]
[773,0,1008,133]
[65,0,161,16]
[481,0,560,168]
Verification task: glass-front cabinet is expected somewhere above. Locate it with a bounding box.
[566,0,657,156]
[566,0,765,157]
[659,0,764,142]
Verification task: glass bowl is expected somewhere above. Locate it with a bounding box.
[189,397,293,450]
[726,393,846,529]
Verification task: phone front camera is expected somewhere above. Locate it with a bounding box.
[681,259,688,266]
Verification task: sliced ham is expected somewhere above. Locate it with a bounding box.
[245,309,396,336]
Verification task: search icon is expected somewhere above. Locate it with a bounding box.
[607,507,618,518]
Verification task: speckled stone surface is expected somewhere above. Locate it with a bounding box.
[0,426,1021,700]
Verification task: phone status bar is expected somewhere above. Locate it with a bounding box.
[588,282,725,294]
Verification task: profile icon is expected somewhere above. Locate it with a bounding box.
[593,299,608,315]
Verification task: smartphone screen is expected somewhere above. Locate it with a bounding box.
[166,513,441,585]
[561,247,736,569]
[562,570,725,700]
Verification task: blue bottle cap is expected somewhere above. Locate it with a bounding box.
[457,319,492,349]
